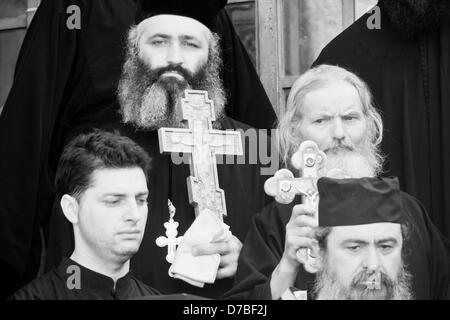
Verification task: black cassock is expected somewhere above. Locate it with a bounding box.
[46,117,272,299]
[313,8,450,239]
[0,0,276,297]
[224,194,450,300]
[10,258,159,300]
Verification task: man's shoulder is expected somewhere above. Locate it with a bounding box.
[9,269,64,300]
[128,276,161,297]
[314,10,402,67]
[400,191,428,218]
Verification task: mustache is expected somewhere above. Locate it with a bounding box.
[323,142,355,154]
[350,268,395,298]
[152,64,195,84]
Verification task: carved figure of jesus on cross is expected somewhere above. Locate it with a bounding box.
[158,90,243,221]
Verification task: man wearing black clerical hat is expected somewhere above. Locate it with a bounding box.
[0,0,276,299]
[309,177,413,300]
[224,65,450,301]
[43,0,273,299]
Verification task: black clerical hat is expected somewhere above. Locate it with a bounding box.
[135,0,228,30]
[317,177,404,227]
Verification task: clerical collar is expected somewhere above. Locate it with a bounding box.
[58,257,134,299]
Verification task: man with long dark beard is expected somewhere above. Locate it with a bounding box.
[224,65,450,300]
[0,0,276,299]
[313,0,450,241]
[46,0,273,299]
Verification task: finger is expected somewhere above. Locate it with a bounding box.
[192,241,230,256]
[291,204,316,218]
[229,236,243,252]
[218,252,235,267]
[216,265,236,279]
[287,226,316,238]
[287,214,318,230]
[286,235,317,251]
[294,214,318,228]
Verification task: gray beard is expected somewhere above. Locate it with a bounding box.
[313,263,413,300]
[316,139,383,179]
[319,149,378,178]
[137,79,188,130]
[118,39,226,131]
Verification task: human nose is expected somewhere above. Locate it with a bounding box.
[331,118,345,141]
[167,42,183,65]
[123,199,140,222]
[363,246,381,270]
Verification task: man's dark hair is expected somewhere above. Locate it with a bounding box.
[55,130,152,199]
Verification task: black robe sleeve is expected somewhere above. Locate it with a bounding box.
[222,201,295,300]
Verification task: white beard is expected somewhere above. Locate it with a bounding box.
[319,150,376,178]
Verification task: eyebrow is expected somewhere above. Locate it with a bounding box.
[149,33,171,39]
[375,237,398,245]
[341,239,369,246]
[102,191,149,197]
[148,34,202,42]
[180,35,201,41]
[341,238,399,246]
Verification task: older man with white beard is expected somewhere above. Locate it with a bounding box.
[224,65,450,300]
[313,0,450,242]
[45,0,272,299]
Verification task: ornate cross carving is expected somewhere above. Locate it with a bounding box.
[158,90,243,220]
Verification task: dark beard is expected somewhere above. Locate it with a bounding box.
[380,0,450,38]
[118,33,226,131]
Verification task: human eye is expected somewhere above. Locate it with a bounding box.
[379,243,395,254]
[345,243,362,253]
[183,40,200,48]
[342,113,360,121]
[150,38,167,46]
[136,197,148,206]
[104,198,123,206]
[313,118,326,124]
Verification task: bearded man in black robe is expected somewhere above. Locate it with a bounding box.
[224,65,450,300]
[313,0,450,239]
[0,0,276,298]
[46,0,275,299]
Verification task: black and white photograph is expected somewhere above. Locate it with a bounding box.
[0,0,449,309]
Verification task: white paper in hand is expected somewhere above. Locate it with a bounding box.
[168,209,231,287]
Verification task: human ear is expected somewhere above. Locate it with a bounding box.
[60,194,79,225]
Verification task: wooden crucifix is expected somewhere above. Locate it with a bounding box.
[158,90,243,221]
